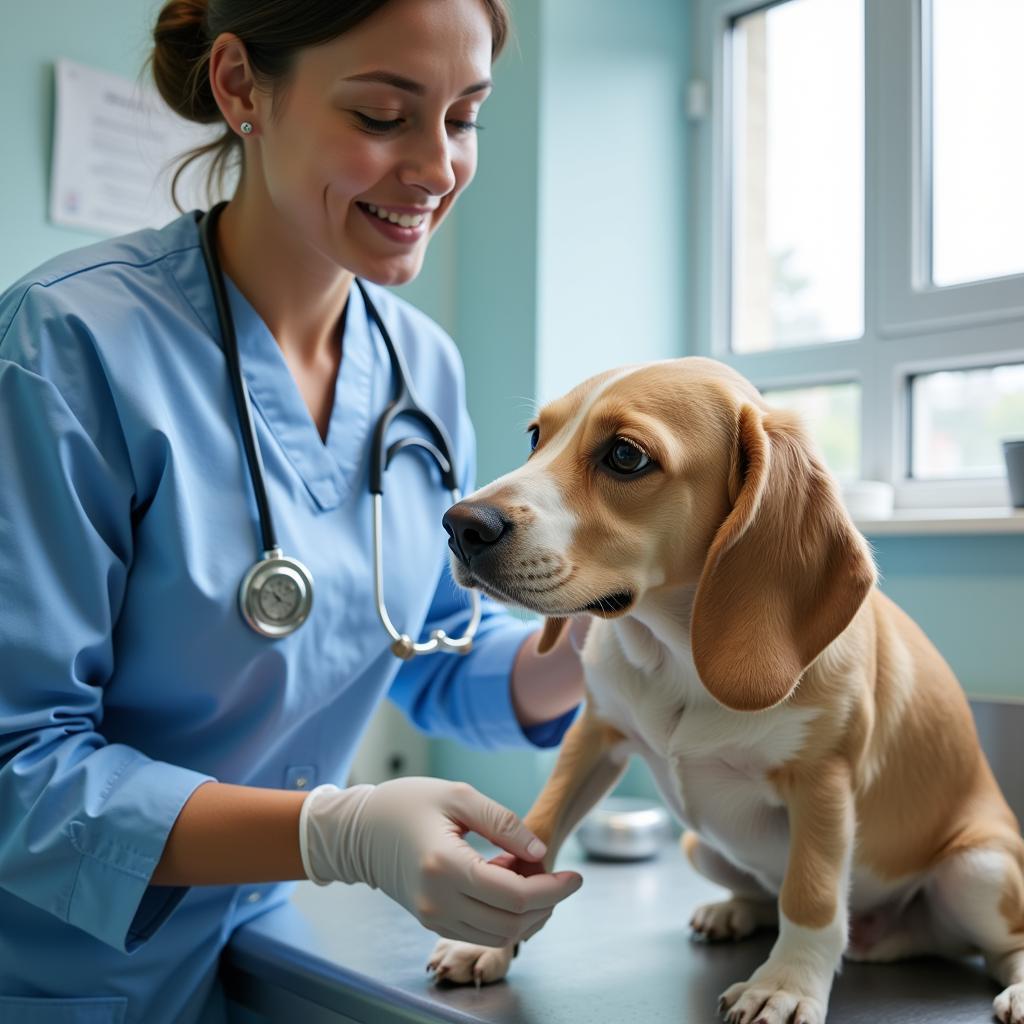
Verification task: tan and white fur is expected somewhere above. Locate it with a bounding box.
[429,358,1024,1024]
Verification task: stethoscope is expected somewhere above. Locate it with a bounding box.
[197,202,480,657]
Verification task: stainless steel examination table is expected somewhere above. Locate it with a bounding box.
[223,699,1023,1024]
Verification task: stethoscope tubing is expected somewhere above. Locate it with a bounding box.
[199,202,279,557]
[198,202,480,654]
[372,490,482,659]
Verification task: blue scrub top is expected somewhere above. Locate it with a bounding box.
[0,212,577,1024]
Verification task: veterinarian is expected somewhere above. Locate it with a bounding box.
[0,2,587,1021]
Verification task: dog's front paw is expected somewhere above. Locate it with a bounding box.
[426,939,515,988]
[718,973,826,1024]
[994,980,1024,1024]
[691,898,777,942]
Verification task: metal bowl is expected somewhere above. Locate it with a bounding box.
[575,796,672,861]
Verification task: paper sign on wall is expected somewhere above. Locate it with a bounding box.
[50,58,230,237]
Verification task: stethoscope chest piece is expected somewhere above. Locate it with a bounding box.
[239,548,314,638]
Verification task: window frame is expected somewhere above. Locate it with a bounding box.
[688,0,1024,511]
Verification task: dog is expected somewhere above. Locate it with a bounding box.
[429,357,1024,1024]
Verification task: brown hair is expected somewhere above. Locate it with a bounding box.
[149,0,510,209]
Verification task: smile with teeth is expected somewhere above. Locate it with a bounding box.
[362,203,428,228]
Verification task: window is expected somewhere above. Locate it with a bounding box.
[692,0,1024,508]
[763,381,861,479]
[930,0,1024,287]
[910,364,1024,479]
[730,0,863,352]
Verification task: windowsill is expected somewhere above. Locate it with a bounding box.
[854,507,1024,536]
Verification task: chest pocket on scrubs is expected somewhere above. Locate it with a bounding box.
[0,995,127,1024]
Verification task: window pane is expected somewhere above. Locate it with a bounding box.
[762,382,861,479]
[911,364,1024,478]
[931,0,1024,286]
[730,0,864,353]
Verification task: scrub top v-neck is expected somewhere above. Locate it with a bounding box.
[174,243,378,512]
[0,211,579,1024]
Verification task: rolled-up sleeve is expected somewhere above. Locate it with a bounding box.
[0,303,213,953]
[387,398,579,751]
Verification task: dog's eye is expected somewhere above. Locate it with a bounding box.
[605,438,651,475]
[529,426,540,452]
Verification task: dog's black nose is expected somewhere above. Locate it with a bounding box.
[442,502,510,564]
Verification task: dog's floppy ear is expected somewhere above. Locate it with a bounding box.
[537,617,569,654]
[691,403,876,712]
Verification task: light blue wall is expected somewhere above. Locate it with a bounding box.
[536,2,687,405]
[867,534,1024,699]
[1,1,156,288]
[451,0,544,485]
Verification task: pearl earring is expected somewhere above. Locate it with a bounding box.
[240,121,254,135]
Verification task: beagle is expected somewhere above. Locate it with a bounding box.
[429,358,1024,1024]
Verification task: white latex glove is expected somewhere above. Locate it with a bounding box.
[299,777,582,947]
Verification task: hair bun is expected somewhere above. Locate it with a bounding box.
[151,0,220,124]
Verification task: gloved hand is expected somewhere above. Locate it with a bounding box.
[299,777,582,947]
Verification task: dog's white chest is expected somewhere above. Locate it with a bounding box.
[583,621,818,887]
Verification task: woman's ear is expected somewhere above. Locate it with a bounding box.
[691,403,876,712]
[537,617,569,655]
[208,33,260,134]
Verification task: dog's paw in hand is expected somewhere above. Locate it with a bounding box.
[717,974,826,1024]
[690,898,777,942]
[426,939,515,988]
[994,980,1024,1024]
[487,850,549,877]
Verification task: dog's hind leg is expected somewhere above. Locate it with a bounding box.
[925,840,1024,1024]
[683,832,779,941]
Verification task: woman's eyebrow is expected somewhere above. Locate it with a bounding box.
[343,70,492,98]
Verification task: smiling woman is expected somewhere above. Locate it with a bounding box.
[154,0,501,290]
[0,1,595,1022]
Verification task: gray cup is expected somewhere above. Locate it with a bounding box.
[1003,439,1024,508]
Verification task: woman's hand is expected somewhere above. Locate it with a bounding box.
[300,778,582,946]
[510,616,591,728]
